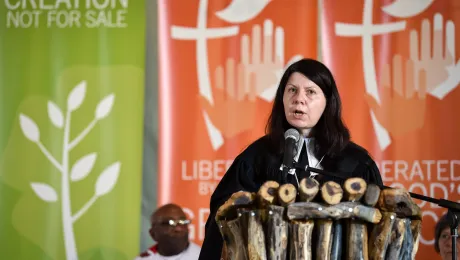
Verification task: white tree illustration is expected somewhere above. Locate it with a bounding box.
[19,80,121,260]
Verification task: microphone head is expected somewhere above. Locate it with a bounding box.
[284,128,300,142]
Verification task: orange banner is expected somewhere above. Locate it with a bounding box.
[321,0,460,259]
[158,0,317,245]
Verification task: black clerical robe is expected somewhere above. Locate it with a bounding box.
[198,135,383,260]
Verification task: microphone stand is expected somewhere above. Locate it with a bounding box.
[306,165,460,260]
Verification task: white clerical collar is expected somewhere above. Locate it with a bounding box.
[302,137,323,176]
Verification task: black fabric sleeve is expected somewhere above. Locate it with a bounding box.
[343,142,384,187]
[198,156,259,260]
[365,158,384,187]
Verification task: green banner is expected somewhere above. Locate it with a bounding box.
[0,1,145,260]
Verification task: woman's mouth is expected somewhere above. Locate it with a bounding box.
[294,109,304,115]
[292,110,305,118]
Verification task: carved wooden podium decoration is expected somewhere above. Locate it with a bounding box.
[215,177,422,260]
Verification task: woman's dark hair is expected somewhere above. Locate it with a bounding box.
[265,58,350,158]
[434,213,452,253]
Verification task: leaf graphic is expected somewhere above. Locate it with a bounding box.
[95,94,115,120]
[381,0,434,18]
[19,114,40,142]
[215,0,271,23]
[70,153,97,182]
[67,80,87,111]
[95,162,121,196]
[31,183,58,202]
[47,101,64,128]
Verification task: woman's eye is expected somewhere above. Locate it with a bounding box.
[289,87,296,93]
[306,89,315,95]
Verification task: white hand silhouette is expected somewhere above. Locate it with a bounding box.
[240,19,283,97]
[410,13,460,99]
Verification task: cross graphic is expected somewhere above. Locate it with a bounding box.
[335,0,406,150]
[171,0,239,105]
[169,0,243,150]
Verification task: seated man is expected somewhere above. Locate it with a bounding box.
[135,203,201,260]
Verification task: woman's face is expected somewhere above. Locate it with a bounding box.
[439,227,460,260]
[283,72,326,136]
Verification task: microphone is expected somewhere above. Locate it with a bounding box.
[281,128,300,181]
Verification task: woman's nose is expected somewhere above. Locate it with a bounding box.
[293,94,305,105]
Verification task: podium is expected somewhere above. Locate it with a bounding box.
[215,172,424,260]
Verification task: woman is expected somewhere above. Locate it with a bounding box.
[198,58,383,259]
[435,213,460,260]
